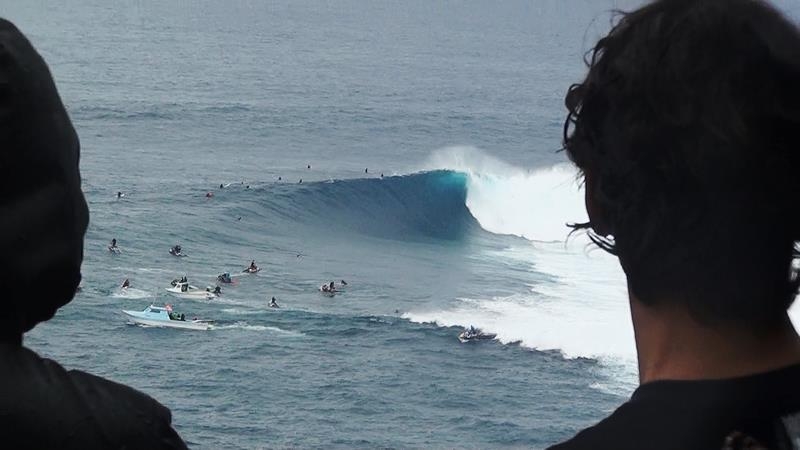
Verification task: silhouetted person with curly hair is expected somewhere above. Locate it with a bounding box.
[0,19,186,449]
[550,0,800,449]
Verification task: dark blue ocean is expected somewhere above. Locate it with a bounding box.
[6,0,800,448]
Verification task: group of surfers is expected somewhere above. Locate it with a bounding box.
[112,238,348,309]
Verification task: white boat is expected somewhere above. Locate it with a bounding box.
[122,304,213,331]
[165,282,216,300]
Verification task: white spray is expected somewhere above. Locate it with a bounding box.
[410,146,800,395]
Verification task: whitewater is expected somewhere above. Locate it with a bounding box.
[409,147,637,394]
[414,147,800,394]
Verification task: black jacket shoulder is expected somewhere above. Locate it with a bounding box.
[0,343,188,450]
[549,364,800,450]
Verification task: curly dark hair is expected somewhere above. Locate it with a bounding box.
[563,0,800,326]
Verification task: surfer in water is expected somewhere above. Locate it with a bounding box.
[121,279,130,289]
[247,260,258,272]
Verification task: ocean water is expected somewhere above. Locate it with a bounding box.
[5,0,800,448]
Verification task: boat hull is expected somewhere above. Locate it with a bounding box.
[165,286,215,300]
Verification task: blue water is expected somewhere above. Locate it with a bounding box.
[10,0,781,448]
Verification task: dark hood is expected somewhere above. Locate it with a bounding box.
[0,19,88,340]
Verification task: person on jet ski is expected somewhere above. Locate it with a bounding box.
[121,278,130,289]
[217,273,232,283]
[270,297,279,308]
[329,281,336,292]
[171,245,182,255]
[213,286,221,296]
[249,260,258,271]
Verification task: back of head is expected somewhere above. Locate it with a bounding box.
[0,19,88,341]
[563,0,800,326]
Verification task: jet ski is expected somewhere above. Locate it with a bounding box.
[108,245,121,254]
[458,326,497,343]
[169,246,186,257]
[217,273,236,284]
[242,267,261,274]
[319,285,336,297]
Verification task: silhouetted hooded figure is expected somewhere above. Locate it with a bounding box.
[0,19,186,449]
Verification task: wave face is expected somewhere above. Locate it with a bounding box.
[249,170,479,241]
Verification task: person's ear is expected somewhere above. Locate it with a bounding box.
[584,170,610,237]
